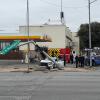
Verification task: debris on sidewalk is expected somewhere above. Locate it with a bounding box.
[0,64,95,72]
[63,67,95,72]
[0,67,33,72]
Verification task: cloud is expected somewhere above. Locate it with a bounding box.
[0,0,100,32]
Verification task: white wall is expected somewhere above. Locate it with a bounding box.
[65,27,72,47]
[19,25,68,49]
[72,32,80,55]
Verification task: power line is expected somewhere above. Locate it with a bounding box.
[90,0,98,4]
[40,0,88,9]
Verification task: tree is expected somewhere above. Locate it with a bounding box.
[77,22,100,50]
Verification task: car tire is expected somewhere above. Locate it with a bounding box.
[46,64,50,70]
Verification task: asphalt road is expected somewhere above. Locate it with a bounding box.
[0,71,100,100]
[0,60,100,100]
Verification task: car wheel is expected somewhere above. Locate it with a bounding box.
[46,64,50,70]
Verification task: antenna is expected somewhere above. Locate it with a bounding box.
[60,0,65,24]
[61,0,62,12]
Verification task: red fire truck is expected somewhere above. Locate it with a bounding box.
[48,48,71,63]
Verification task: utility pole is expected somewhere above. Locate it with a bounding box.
[60,0,66,65]
[88,0,98,67]
[26,0,30,72]
[88,0,92,67]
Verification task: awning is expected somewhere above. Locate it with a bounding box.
[0,35,52,42]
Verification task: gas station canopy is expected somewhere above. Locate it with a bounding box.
[0,35,52,42]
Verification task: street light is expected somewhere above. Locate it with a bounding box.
[88,0,97,67]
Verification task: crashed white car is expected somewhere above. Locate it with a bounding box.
[40,59,53,68]
[40,57,64,69]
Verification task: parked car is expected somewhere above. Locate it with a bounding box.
[85,55,100,66]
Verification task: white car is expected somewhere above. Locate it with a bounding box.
[40,58,53,68]
[40,57,64,69]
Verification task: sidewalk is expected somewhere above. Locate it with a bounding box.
[0,60,96,72]
[64,63,95,72]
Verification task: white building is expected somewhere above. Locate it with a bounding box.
[72,32,80,55]
[19,24,72,49]
[19,22,80,62]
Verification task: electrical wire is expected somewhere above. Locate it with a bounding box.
[40,0,88,9]
[90,0,98,4]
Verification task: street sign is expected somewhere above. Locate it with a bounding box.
[84,48,93,51]
[0,40,21,55]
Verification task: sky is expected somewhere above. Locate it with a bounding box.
[0,0,100,33]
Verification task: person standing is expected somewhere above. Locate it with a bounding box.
[75,55,79,68]
[78,55,85,67]
[70,54,73,64]
[63,54,66,66]
[81,55,85,67]
[73,51,76,63]
[78,55,81,67]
